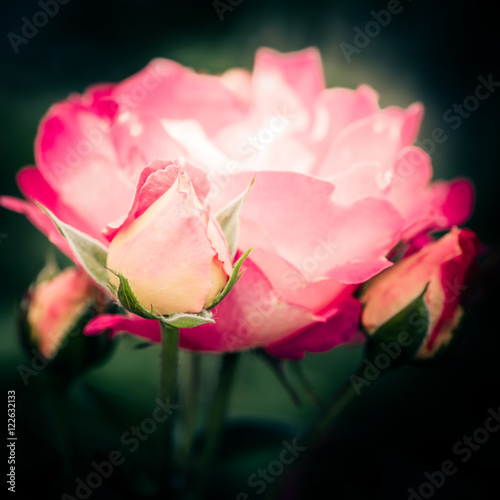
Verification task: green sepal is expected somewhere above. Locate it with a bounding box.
[160,310,215,328]
[216,176,255,258]
[37,203,110,290]
[108,269,216,329]
[207,248,252,310]
[365,284,430,366]
[108,269,157,320]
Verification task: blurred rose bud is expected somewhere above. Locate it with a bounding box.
[20,265,116,376]
[107,162,233,315]
[361,228,479,359]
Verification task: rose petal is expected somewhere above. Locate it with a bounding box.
[266,296,363,359]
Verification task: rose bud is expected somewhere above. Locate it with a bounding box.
[24,266,95,359]
[360,228,479,359]
[106,161,233,316]
[19,265,116,379]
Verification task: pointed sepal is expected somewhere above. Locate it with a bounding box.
[207,248,252,310]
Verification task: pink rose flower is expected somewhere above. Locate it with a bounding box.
[360,228,479,358]
[1,48,474,358]
[25,267,94,359]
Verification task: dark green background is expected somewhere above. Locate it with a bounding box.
[1,1,499,498]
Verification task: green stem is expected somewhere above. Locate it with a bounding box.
[301,374,359,447]
[193,352,240,498]
[44,374,73,482]
[158,322,180,496]
[182,352,201,463]
[264,366,362,500]
[290,361,324,410]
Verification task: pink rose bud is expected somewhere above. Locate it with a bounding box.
[361,228,479,358]
[106,161,233,316]
[26,267,95,359]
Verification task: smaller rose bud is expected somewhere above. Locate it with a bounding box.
[106,160,233,316]
[361,228,479,359]
[19,265,116,378]
[26,267,95,359]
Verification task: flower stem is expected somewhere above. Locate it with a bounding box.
[301,374,359,446]
[158,322,180,496]
[193,352,240,498]
[290,361,324,410]
[182,352,201,463]
[264,366,362,500]
[44,374,73,482]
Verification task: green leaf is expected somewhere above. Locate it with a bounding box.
[37,203,109,289]
[108,269,215,328]
[207,248,252,310]
[215,176,255,257]
[366,285,430,365]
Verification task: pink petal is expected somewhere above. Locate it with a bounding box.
[180,256,318,351]
[402,178,474,239]
[253,47,325,109]
[220,68,253,104]
[209,171,404,283]
[112,58,248,137]
[85,314,161,342]
[310,85,380,164]
[111,113,186,175]
[387,147,433,217]
[104,159,210,241]
[266,296,363,359]
[35,92,136,234]
[434,178,474,227]
[16,167,103,241]
[316,103,424,178]
[246,247,357,313]
[427,228,479,350]
[329,161,387,205]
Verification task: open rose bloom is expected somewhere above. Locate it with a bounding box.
[1,48,475,358]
